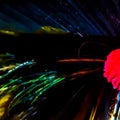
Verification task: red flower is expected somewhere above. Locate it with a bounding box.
[103,49,120,90]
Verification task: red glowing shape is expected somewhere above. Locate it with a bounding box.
[103,49,120,90]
